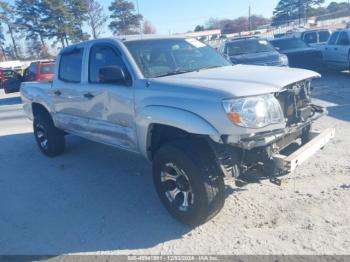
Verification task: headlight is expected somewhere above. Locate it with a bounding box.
[279,54,289,66]
[222,94,285,128]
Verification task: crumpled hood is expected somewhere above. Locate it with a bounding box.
[151,65,320,97]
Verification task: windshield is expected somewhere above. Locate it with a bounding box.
[270,38,308,51]
[125,38,231,78]
[40,64,54,74]
[226,39,275,56]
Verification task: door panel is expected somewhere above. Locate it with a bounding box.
[335,32,350,67]
[324,32,339,66]
[52,48,89,133]
[83,44,137,151]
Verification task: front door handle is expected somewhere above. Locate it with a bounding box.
[54,90,61,96]
[84,93,94,99]
[334,48,338,51]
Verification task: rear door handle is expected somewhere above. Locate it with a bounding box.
[84,92,94,99]
[334,48,338,51]
[54,90,61,96]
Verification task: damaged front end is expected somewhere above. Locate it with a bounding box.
[211,79,335,185]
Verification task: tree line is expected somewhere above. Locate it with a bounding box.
[272,0,349,26]
[194,15,271,34]
[0,0,156,61]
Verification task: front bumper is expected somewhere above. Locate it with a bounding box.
[228,104,325,150]
[273,128,335,173]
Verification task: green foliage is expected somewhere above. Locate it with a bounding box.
[66,0,90,42]
[272,0,325,26]
[15,0,46,45]
[204,15,270,34]
[194,25,205,32]
[108,0,143,35]
[0,1,21,59]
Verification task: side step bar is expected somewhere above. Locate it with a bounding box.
[274,128,335,173]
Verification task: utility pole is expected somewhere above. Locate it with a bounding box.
[248,5,252,31]
[136,0,142,35]
[348,0,350,23]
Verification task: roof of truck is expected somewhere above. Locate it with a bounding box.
[116,34,185,42]
[59,35,189,55]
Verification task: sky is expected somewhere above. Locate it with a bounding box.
[4,0,345,46]
[99,0,341,35]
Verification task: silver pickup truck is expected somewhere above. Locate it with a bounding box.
[21,36,335,226]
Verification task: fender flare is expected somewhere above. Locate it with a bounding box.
[135,105,220,157]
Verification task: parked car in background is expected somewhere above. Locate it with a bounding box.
[219,37,289,66]
[3,71,23,94]
[270,37,323,71]
[0,68,20,89]
[301,29,331,47]
[23,60,55,82]
[21,36,334,226]
[322,29,350,71]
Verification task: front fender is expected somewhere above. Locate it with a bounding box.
[135,106,219,157]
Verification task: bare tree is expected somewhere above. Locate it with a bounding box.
[86,0,107,39]
[143,20,156,34]
[0,1,20,59]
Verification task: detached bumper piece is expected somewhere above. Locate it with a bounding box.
[273,128,335,173]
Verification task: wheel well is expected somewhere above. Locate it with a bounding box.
[32,103,51,118]
[147,124,208,160]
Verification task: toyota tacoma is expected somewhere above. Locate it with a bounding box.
[20,36,335,226]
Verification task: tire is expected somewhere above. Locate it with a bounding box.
[153,139,225,227]
[33,113,65,157]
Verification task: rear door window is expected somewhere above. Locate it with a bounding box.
[336,32,350,46]
[304,32,317,44]
[319,31,330,43]
[59,49,83,83]
[328,32,339,45]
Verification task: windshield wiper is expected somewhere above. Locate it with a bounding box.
[155,69,196,78]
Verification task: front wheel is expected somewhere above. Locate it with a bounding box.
[153,140,225,227]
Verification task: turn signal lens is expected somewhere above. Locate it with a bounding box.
[227,112,241,124]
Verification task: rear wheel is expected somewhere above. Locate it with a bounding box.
[153,139,225,227]
[33,114,65,157]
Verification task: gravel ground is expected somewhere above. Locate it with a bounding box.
[0,72,349,255]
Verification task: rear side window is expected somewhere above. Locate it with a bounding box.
[328,32,339,45]
[319,31,330,42]
[59,49,83,83]
[304,32,317,44]
[40,64,54,74]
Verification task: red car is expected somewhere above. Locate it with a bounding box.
[23,61,55,82]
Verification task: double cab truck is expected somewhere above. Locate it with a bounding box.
[21,36,335,226]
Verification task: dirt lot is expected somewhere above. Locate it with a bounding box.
[0,72,349,255]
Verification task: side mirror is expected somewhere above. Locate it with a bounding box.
[99,65,126,84]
